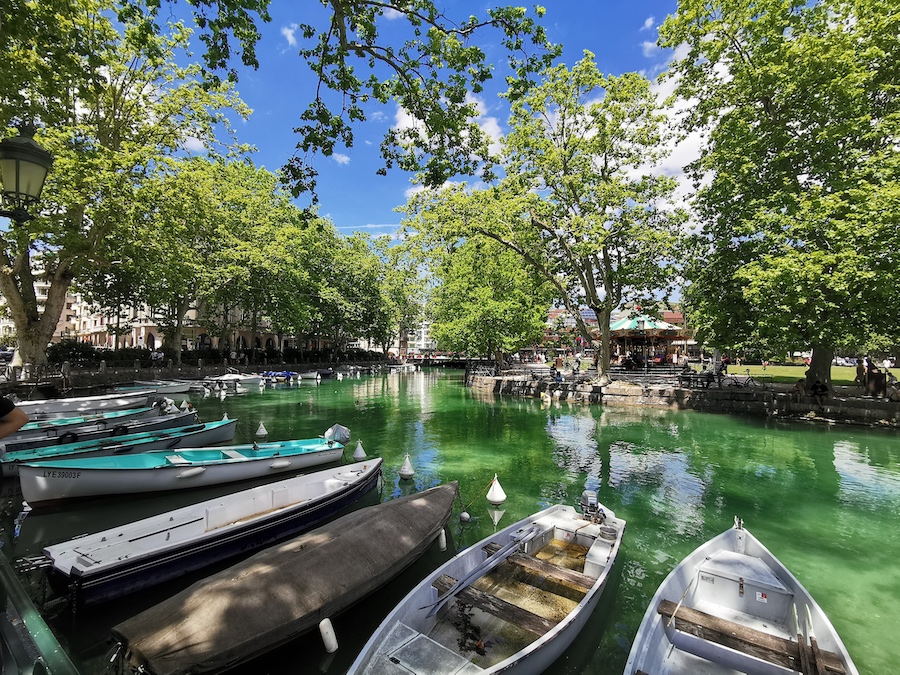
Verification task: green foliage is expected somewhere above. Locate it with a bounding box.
[661,0,900,378]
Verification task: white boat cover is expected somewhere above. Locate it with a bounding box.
[324,423,351,444]
[112,481,458,675]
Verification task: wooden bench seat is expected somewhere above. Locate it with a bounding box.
[482,542,594,594]
[658,599,846,674]
[165,455,189,465]
[432,574,554,637]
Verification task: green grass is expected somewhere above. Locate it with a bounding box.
[736,363,858,385]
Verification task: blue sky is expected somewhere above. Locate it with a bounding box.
[220,1,682,237]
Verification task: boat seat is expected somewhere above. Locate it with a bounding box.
[222,450,245,460]
[365,622,481,675]
[433,573,554,637]
[166,455,189,465]
[482,542,593,597]
[658,599,846,675]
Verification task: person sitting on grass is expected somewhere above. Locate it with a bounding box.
[811,380,829,409]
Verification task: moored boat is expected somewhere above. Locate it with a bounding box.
[40,458,383,606]
[203,371,263,388]
[624,517,859,675]
[130,380,193,394]
[13,392,157,419]
[110,482,458,675]
[18,429,347,506]
[5,406,164,442]
[1,407,199,454]
[1,418,234,478]
[348,491,625,675]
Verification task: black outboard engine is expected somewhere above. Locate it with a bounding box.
[580,490,606,523]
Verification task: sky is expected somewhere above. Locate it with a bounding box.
[212,1,686,238]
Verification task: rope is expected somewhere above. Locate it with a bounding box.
[459,476,496,512]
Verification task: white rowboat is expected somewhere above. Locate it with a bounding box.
[624,518,859,675]
[348,492,626,675]
[19,434,345,506]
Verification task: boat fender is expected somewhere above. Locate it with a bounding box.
[319,618,338,653]
[270,459,292,469]
[176,467,206,479]
[438,529,447,551]
[111,425,129,436]
[58,431,78,445]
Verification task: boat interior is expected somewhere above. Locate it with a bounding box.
[366,512,621,673]
[655,550,847,675]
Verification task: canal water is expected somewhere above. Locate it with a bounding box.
[2,368,897,673]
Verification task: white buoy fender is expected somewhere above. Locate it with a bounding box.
[256,421,268,436]
[222,413,229,421]
[176,467,206,479]
[319,618,338,653]
[459,511,471,522]
[438,529,447,551]
[179,399,189,410]
[486,474,507,506]
[399,453,415,480]
[270,459,292,469]
[353,440,366,461]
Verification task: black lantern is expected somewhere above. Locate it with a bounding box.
[0,131,53,224]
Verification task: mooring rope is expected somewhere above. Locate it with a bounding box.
[458,475,497,512]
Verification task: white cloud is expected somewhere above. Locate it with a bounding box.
[641,41,659,58]
[182,136,205,152]
[332,153,350,165]
[383,8,402,20]
[281,23,299,48]
[641,17,655,31]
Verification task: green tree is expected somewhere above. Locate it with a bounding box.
[0,0,248,366]
[405,55,686,381]
[426,237,552,366]
[660,0,900,386]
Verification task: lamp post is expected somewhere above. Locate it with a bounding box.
[0,130,54,224]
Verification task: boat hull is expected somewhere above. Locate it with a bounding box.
[349,502,626,675]
[3,418,234,478]
[18,439,343,505]
[44,459,384,606]
[15,393,155,418]
[624,524,860,675]
[112,482,458,675]
[8,407,163,441]
[3,409,198,454]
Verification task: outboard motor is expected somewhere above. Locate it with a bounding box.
[580,489,606,523]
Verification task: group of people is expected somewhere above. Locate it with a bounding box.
[791,378,830,408]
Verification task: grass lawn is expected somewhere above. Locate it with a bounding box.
[736,363,858,385]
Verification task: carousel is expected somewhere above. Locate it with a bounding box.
[604,314,687,366]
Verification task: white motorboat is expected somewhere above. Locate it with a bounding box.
[348,491,626,675]
[13,392,156,419]
[624,517,859,675]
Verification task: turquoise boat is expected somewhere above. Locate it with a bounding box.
[18,430,348,506]
[0,418,237,477]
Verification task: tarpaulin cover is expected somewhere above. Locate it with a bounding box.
[113,482,458,675]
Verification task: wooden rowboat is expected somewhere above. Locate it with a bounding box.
[624,517,859,675]
[39,458,383,607]
[1,418,235,478]
[110,482,458,675]
[18,433,345,506]
[348,491,626,675]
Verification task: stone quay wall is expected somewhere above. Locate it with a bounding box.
[470,375,900,428]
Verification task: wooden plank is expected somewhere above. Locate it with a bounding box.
[810,637,830,675]
[433,574,555,637]
[658,600,846,674]
[483,542,594,594]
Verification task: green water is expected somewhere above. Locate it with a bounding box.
[5,368,898,673]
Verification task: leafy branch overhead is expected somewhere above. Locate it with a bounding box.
[285,2,560,197]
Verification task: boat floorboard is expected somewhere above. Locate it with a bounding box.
[433,574,554,637]
[658,599,846,674]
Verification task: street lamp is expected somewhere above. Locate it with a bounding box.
[0,130,53,224]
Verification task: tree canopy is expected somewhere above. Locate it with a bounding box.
[660,0,900,382]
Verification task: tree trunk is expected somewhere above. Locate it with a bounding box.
[807,344,834,388]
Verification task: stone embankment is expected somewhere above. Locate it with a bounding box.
[469,374,900,428]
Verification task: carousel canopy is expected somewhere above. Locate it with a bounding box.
[607,314,683,338]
